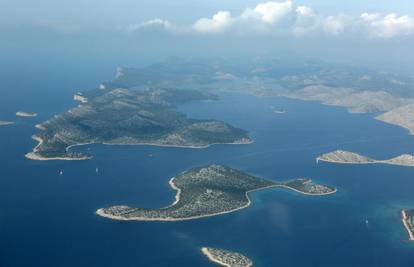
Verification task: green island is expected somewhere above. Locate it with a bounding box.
[201,247,253,267]
[26,88,251,160]
[401,209,414,241]
[0,121,14,126]
[96,165,336,221]
[317,150,414,167]
[16,111,37,117]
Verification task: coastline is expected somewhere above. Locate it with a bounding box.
[102,138,254,149]
[0,121,14,126]
[201,248,232,267]
[25,136,91,161]
[26,135,253,161]
[96,179,336,222]
[201,247,253,267]
[401,210,414,241]
[96,184,279,222]
[375,115,414,136]
[279,184,337,196]
[316,157,414,167]
[16,111,37,117]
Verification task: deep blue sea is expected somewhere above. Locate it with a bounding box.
[1,65,414,267]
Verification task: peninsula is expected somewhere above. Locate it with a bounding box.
[317,150,414,167]
[401,209,414,241]
[0,121,14,126]
[376,103,414,135]
[26,88,251,160]
[16,111,37,117]
[201,247,253,267]
[96,165,336,221]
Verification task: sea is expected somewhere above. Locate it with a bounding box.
[1,63,414,267]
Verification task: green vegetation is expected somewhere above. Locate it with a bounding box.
[97,165,336,221]
[27,88,251,160]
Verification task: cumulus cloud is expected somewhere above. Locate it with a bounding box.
[241,1,293,24]
[360,13,414,38]
[129,1,414,39]
[193,11,234,33]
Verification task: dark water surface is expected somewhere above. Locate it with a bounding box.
[1,70,414,266]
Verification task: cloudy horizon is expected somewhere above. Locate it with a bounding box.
[1,0,414,75]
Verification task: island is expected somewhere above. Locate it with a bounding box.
[16,111,37,117]
[270,106,286,114]
[316,150,414,167]
[401,209,414,241]
[0,121,14,126]
[96,165,336,222]
[376,103,414,135]
[201,247,253,267]
[94,58,414,137]
[26,88,252,160]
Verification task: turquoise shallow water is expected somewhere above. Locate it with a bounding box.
[1,72,414,266]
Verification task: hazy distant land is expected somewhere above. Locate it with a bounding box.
[26,88,251,160]
[202,58,414,135]
[97,165,336,221]
[201,247,253,267]
[75,59,414,136]
[317,150,414,167]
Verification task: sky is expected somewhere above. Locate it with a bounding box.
[1,0,414,74]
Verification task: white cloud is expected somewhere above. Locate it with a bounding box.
[128,1,414,39]
[296,6,315,18]
[360,13,414,38]
[293,5,317,36]
[193,11,233,33]
[241,1,293,24]
[127,19,173,32]
[323,15,348,35]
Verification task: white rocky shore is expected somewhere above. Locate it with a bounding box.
[16,111,37,117]
[376,103,414,135]
[317,150,414,167]
[201,247,253,267]
[0,121,14,126]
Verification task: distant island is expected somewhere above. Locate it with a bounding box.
[317,150,414,167]
[0,121,14,126]
[270,106,286,114]
[201,247,252,267]
[96,165,336,221]
[401,209,414,241]
[26,88,252,160]
[16,111,37,117]
[96,58,414,137]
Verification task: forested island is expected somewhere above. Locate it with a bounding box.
[96,165,336,221]
[317,150,414,167]
[26,88,251,160]
[201,247,253,267]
